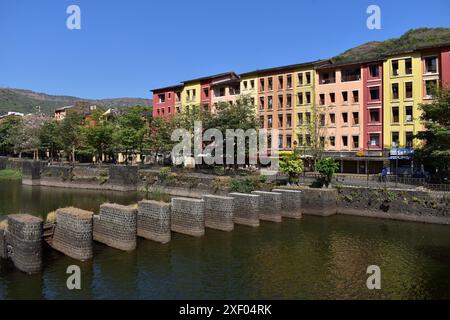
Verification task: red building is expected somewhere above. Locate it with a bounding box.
[362,60,383,157]
[152,84,182,117]
[440,46,450,88]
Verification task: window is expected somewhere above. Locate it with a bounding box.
[250,80,255,89]
[286,136,292,149]
[268,78,273,91]
[329,136,335,147]
[306,92,311,104]
[306,72,311,84]
[259,97,265,110]
[352,136,359,149]
[320,71,336,84]
[278,76,283,89]
[391,132,399,147]
[268,96,273,109]
[405,58,412,75]
[405,105,413,122]
[425,80,437,97]
[278,115,283,127]
[369,134,380,147]
[243,81,248,90]
[405,132,414,148]
[329,113,336,125]
[392,106,399,123]
[297,92,304,105]
[286,115,292,128]
[260,79,265,92]
[319,94,325,105]
[287,75,292,89]
[219,87,225,97]
[342,136,348,147]
[305,112,311,124]
[405,82,413,99]
[297,113,303,126]
[203,88,209,98]
[342,68,361,82]
[369,87,380,101]
[278,95,283,108]
[192,89,196,99]
[319,114,325,126]
[298,73,303,85]
[392,83,399,100]
[369,65,380,78]
[370,109,380,122]
[268,115,273,128]
[305,134,311,146]
[259,116,264,127]
[352,112,359,125]
[342,91,348,103]
[286,94,292,109]
[330,92,336,104]
[342,112,348,124]
[424,56,438,74]
[352,90,359,103]
[158,94,165,103]
[392,60,399,76]
[176,92,181,101]
[298,134,304,146]
[278,135,283,149]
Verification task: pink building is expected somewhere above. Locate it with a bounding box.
[152,85,182,117]
[439,46,450,88]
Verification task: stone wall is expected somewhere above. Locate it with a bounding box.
[93,203,137,251]
[336,186,450,225]
[137,200,171,243]
[272,189,302,219]
[108,165,138,191]
[21,161,42,186]
[202,195,234,232]
[171,198,205,237]
[0,226,6,259]
[284,187,337,216]
[52,207,94,261]
[5,214,43,274]
[251,191,282,222]
[229,193,260,227]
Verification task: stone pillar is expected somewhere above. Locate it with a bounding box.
[108,165,138,191]
[52,207,94,261]
[299,187,337,216]
[202,195,234,232]
[229,193,260,227]
[251,191,282,222]
[137,200,171,243]
[93,203,137,251]
[21,161,41,186]
[272,189,303,219]
[171,198,205,237]
[5,214,43,274]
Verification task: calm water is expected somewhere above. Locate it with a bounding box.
[0,180,449,300]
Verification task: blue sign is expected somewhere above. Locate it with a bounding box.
[389,148,414,160]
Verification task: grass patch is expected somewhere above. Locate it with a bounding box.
[0,169,22,181]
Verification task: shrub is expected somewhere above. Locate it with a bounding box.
[158,167,171,181]
[279,152,304,184]
[315,158,339,187]
[229,177,256,193]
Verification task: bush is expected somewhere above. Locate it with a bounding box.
[279,152,304,184]
[315,158,339,187]
[158,167,171,181]
[229,177,257,193]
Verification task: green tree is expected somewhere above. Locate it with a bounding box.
[144,116,175,157]
[39,120,63,163]
[81,109,115,163]
[279,151,304,184]
[316,157,339,187]
[59,111,84,163]
[9,114,45,159]
[415,87,450,175]
[0,116,22,156]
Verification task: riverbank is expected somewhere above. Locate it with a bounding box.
[0,169,22,181]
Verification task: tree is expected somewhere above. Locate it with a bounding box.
[279,151,304,184]
[81,109,114,164]
[316,157,339,187]
[415,87,450,177]
[9,114,45,159]
[0,116,22,156]
[39,120,63,163]
[59,111,84,163]
[144,116,175,157]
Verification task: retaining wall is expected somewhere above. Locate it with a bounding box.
[5,214,43,274]
[0,226,6,259]
[93,203,137,251]
[292,187,337,216]
[171,198,205,237]
[137,200,171,243]
[229,193,260,227]
[251,191,282,222]
[272,189,303,219]
[21,161,42,186]
[202,195,234,232]
[108,165,138,191]
[52,207,94,261]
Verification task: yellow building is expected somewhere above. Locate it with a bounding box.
[239,73,258,109]
[383,51,424,150]
[181,81,201,111]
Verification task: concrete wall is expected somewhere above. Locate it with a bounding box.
[0,226,6,259]
[251,191,282,222]
[229,193,260,227]
[294,187,337,216]
[52,207,94,261]
[171,198,205,237]
[5,214,43,274]
[108,165,138,191]
[21,161,42,186]
[137,200,171,243]
[272,189,303,219]
[94,203,137,251]
[203,195,234,232]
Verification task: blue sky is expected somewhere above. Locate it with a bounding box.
[0,0,449,100]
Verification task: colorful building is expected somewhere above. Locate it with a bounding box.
[152,85,182,117]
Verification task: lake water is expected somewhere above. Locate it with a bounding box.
[0,180,449,300]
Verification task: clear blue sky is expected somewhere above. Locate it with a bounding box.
[0,0,449,100]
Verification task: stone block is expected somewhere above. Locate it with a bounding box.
[272,189,302,219]
[137,200,171,243]
[202,195,234,232]
[171,198,205,237]
[228,193,260,227]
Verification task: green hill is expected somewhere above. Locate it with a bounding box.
[333,28,450,63]
[0,88,152,115]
